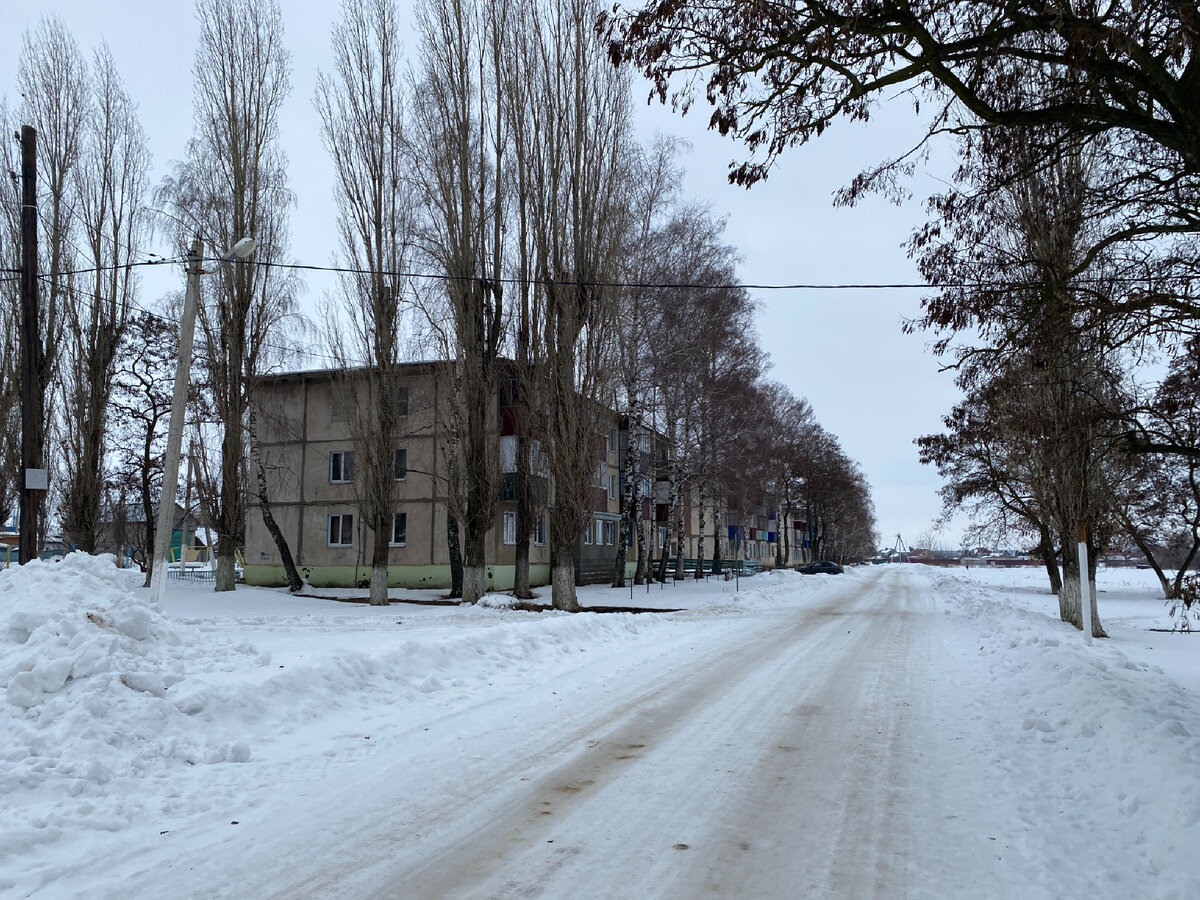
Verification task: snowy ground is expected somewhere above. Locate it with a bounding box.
[2,556,1198,898]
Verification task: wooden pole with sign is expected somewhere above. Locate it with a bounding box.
[19,125,45,565]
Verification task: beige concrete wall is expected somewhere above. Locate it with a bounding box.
[248,363,555,576]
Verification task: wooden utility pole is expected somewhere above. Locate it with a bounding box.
[19,125,44,565]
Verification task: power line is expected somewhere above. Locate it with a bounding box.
[32,271,344,368]
[18,253,1196,293]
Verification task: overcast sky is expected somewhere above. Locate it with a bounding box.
[4,1,969,551]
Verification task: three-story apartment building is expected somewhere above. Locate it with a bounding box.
[245,362,647,590]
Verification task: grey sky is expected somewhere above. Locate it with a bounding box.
[4,1,968,551]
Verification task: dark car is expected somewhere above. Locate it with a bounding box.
[799,560,843,575]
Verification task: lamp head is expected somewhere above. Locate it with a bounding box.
[220,237,256,263]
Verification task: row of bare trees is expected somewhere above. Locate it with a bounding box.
[299,0,878,607]
[606,0,1200,630]
[2,4,301,590]
[2,0,877,613]
[0,18,152,564]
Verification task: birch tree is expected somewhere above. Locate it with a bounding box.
[316,0,415,606]
[609,136,682,588]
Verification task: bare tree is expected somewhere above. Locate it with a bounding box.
[795,426,875,564]
[496,0,549,600]
[914,126,1122,634]
[640,201,730,579]
[59,44,150,553]
[109,309,177,581]
[918,378,1064,595]
[608,2,1200,352]
[608,135,682,588]
[410,0,507,604]
[516,0,632,611]
[160,0,298,591]
[316,0,415,606]
[0,102,26,529]
[16,15,87,549]
[1116,350,1200,601]
[752,382,814,569]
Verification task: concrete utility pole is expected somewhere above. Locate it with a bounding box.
[149,239,203,610]
[148,236,253,608]
[19,125,45,565]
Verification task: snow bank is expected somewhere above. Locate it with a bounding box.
[1,556,271,879]
[1,555,762,895]
[925,567,1200,897]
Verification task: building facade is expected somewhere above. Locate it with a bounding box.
[245,362,806,590]
[245,363,647,590]
[245,362,549,589]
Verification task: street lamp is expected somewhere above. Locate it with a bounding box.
[148,236,255,610]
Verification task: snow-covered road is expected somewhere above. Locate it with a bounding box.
[6,557,1200,898]
[116,567,944,899]
[383,568,928,899]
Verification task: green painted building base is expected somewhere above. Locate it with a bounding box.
[244,563,552,592]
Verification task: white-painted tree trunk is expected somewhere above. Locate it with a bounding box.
[463,565,486,605]
[552,561,580,612]
[370,564,389,607]
[1078,540,1093,645]
[1058,566,1106,637]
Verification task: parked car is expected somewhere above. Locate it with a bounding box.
[799,560,843,575]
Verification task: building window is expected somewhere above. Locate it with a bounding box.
[602,520,616,546]
[627,523,635,548]
[658,526,667,549]
[584,520,593,544]
[608,474,618,500]
[328,513,353,547]
[500,435,516,473]
[396,385,409,418]
[608,428,617,453]
[534,514,546,546]
[329,450,355,483]
[503,510,517,545]
[391,512,407,547]
[594,462,606,488]
[500,378,518,407]
[393,448,407,481]
[331,394,347,423]
[530,439,548,476]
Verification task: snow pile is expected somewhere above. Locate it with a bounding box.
[0,557,739,894]
[2,554,267,763]
[1,555,272,874]
[926,567,1200,896]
